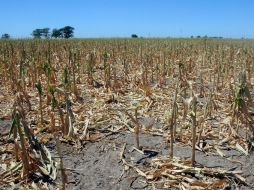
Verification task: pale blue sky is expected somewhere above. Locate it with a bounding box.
[0,0,254,38]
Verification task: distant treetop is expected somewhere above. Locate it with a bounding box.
[31,26,75,39]
[1,33,10,39]
[52,26,75,39]
[32,28,50,39]
[131,34,138,38]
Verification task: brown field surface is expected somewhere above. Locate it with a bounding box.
[0,38,254,189]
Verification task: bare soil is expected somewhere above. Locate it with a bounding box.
[53,131,254,190]
[1,118,254,190]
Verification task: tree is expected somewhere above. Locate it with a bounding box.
[32,26,74,39]
[1,33,10,39]
[32,28,51,39]
[41,28,50,38]
[32,29,43,38]
[59,26,75,38]
[131,34,138,38]
[51,29,62,38]
[32,29,44,38]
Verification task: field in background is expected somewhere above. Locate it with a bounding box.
[0,38,254,189]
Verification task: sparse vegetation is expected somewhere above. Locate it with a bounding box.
[0,38,254,189]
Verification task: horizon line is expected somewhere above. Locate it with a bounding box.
[1,36,254,40]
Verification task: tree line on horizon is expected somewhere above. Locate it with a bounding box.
[1,30,226,39]
[0,26,74,39]
[32,26,75,39]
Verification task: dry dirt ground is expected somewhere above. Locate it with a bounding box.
[1,118,254,190]
[55,133,254,190]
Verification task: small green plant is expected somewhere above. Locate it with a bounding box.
[49,85,66,136]
[63,64,75,138]
[35,80,44,125]
[233,71,254,137]
[43,62,52,105]
[63,65,69,90]
[10,105,30,176]
[9,99,57,180]
[169,86,178,159]
[87,49,96,85]
[72,52,79,97]
[103,52,111,89]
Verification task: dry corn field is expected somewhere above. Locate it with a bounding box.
[1,38,254,190]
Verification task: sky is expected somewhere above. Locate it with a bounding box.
[0,0,254,38]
